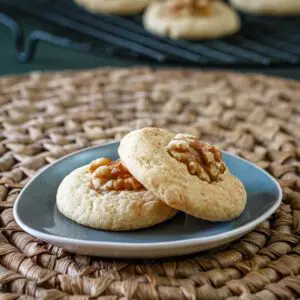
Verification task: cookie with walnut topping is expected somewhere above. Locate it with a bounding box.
[119,127,247,221]
[143,0,240,39]
[57,158,176,231]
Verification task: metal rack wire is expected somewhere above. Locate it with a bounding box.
[1,0,300,66]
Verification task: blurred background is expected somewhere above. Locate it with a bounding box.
[1,0,300,79]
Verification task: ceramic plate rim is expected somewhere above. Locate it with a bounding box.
[14,141,282,250]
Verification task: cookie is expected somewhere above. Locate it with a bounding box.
[119,128,247,221]
[230,0,300,16]
[75,0,153,15]
[143,0,240,39]
[57,160,176,231]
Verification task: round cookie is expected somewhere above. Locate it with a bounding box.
[57,165,176,231]
[143,1,240,39]
[75,0,153,15]
[230,0,300,16]
[119,128,247,221]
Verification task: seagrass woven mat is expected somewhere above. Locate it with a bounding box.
[0,67,300,300]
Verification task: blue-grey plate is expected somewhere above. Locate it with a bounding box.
[14,142,282,258]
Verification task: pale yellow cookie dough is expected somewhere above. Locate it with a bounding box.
[230,0,300,16]
[75,0,154,15]
[57,166,176,231]
[119,128,247,221]
[143,1,241,39]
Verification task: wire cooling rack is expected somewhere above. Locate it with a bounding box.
[1,0,300,66]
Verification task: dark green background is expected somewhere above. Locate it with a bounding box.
[1,9,300,79]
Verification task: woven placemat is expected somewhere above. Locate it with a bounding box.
[0,67,300,300]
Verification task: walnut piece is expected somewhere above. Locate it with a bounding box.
[167,0,215,17]
[88,158,144,192]
[166,134,226,183]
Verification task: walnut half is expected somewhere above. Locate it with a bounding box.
[166,134,226,183]
[167,0,215,17]
[88,158,144,192]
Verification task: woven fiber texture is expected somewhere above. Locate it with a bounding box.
[0,68,300,300]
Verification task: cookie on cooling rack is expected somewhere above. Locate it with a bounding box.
[57,158,176,231]
[119,128,247,221]
[74,0,154,15]
[230,0,300,16]
[143,0,240,39]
